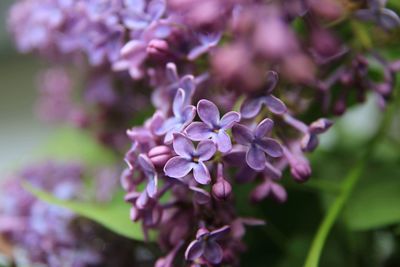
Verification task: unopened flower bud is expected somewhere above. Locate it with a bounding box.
[196,227,209,239]
[301,133,319,152]
[148,145,172,167]
[212,163,232,200]
[290,160,312,183]
[147,39,169,57]
[309,118,333,134]
[212,179,232,200]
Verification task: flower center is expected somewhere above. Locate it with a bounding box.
[193,156,200,163]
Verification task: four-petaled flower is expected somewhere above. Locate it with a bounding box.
[164,133,216,184]
[156,89,196,143]
[185,225,230,265]
[232,118,283,171]
[240,71,287,118]
[186,99,240,153]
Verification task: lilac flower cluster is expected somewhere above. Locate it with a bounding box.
[120,66,333,265]
[0,162,101,267]
[7,0,400,266]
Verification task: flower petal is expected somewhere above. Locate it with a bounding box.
[185,240,204,261]
[220,111,241,129]
[255,118,274,139]
[189,186,211,205]
[203,241,223,264]
[146,174,158,198]
[246,145,266,171]
[166,62,179,82]
[196,140,216,161]
[186,122,212,141]
[209,225,230,240]
[197,99,220,127]
[232,124,253,145]
[164,156,193,178]
[240,98,264,119]
[138,154,156,176]
[181,105,196,126]
[256,138,283,158]
[265,70,279,94]
[193,162,211,184]
[264,95,287,114]
[172,88,185,117]
[172,133,195,158]
[216,130,232,153]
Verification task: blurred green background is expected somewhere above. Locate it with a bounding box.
[0,0,52,173]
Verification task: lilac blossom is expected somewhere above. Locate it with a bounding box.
[155,89,196,143]
[355,0,400,30]
[186,99,240,153]
[122,0,166,31]
[232,119,283,171]
[187,31,222,60]
[283,114,333,152]
[164,133,216,184]
[240,71,287,118]
[152,62,204,114]
[185,225,230,265]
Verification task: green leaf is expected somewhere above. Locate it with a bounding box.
[344,169,400,230]
[37,127,117,165]
[23,183,146,241]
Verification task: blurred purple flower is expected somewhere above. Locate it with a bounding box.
[122,0,166,30]
[232,119,283,171]
[187,31,222,60]
[185,225,230,265]
[186,99,240,153]
[355,0,400,30]
[155,89,196,143]
[240,71,287,119]
[164,133,216,184]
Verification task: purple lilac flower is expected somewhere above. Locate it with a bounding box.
[232,119,283,171]
[355,0,400,30]
[240,71,287,118]
[251,178,287,203]
[186,99,240,153]
[155,89,196,143]
[187,31,222,60]
[283,114,333,152]
[122,0,166,31]
[185,225,230,265]
[164,133,216,184]
[152,62,197,113]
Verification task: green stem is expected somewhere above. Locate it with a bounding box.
[303,161,365,267]
[303,94,398,267]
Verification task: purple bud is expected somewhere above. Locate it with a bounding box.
[147,39,170,57]
[212,163,232,200]
[212,179,232,200]
[309,118,333,134]
[196,227,209,239]
[148,145,172,167]
[290,161,312,183]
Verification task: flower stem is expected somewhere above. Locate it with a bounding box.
[303,94,398,267]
